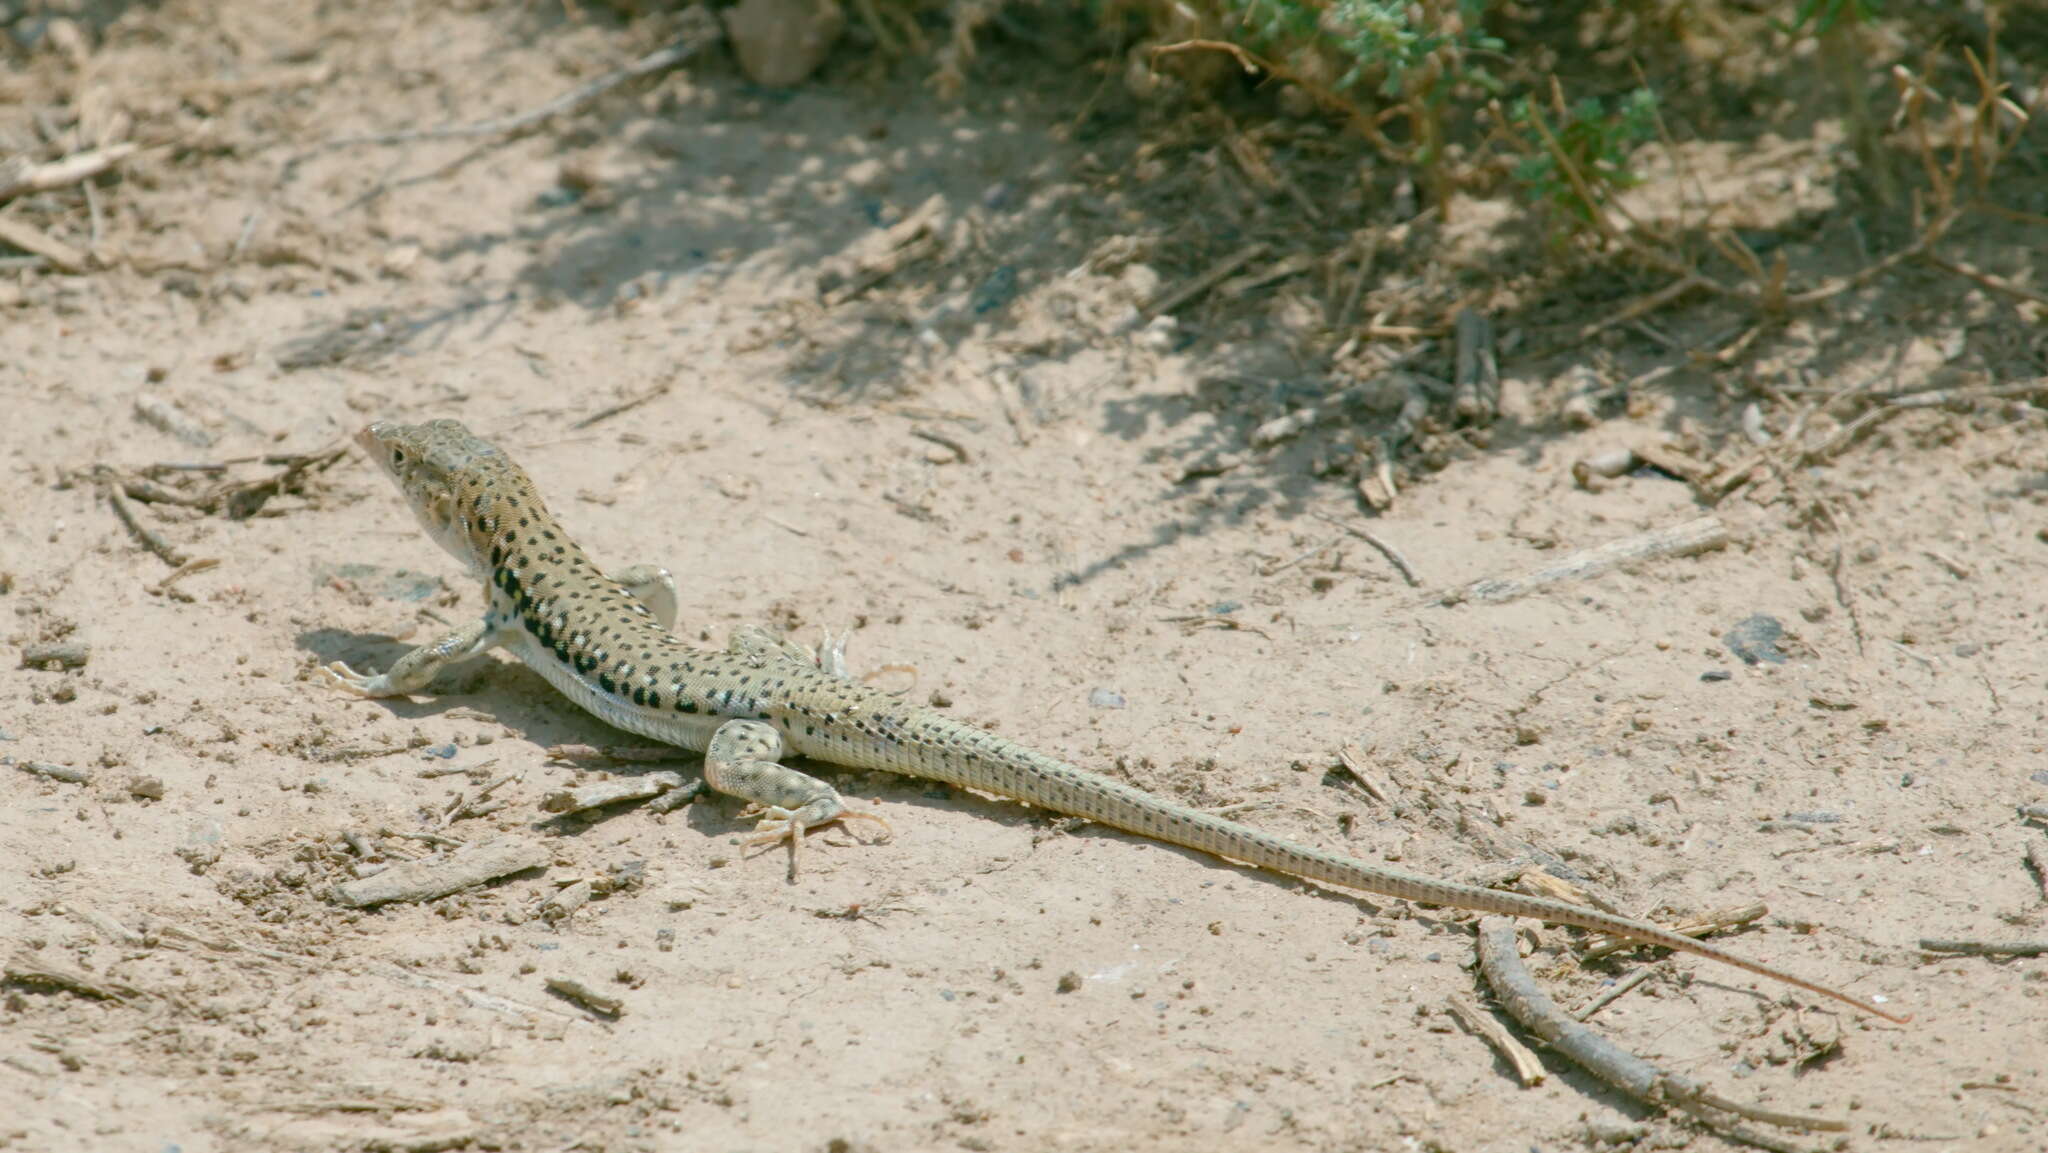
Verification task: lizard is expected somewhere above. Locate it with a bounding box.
[321,418,1909,1024]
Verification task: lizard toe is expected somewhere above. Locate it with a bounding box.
[321,661,378,696]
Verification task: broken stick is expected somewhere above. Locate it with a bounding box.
[1474,918,1846,1150]
[329,836,550,908]
[538,771,689,817]
[1451,308,1499,424]
[1440,516,1729,606]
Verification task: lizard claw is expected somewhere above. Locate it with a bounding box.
[741,804,893,879]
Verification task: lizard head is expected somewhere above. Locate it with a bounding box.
[357,419,530,578]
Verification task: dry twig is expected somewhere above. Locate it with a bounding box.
[5,953,142,1001]
[18,642,89,670]
[1140,243,1269,323]
[1582,902,1766,962]
[539,771,692,817]
[546,976,624,1018]
[10,759,90,784]
[571,381,672,431]
[1445,993,1545,1086]
[1451,308,1499,424]
[1311,512,1420,587]
[1441,517,1728,607]
[0,215,86,271]
[1575,967,1657,1020]
[1333,743,1392,804]
[329,836,551,908]
[1475,919,1846,1151]
[101,480,191,568]
[0,143,140,203]
[1917,939,2048,958]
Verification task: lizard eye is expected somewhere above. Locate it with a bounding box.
[392,450,406,464]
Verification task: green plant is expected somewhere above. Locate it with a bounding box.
[1779,0,1882,36]
[1506,85,1659,241]
[1218,0,1503,217]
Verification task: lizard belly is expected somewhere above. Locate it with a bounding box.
[504,632,727,752]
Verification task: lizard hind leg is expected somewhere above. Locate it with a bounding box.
[704,719,892,879]
[726,623,853,679]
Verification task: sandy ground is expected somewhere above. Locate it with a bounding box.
[3,3,2047,1151]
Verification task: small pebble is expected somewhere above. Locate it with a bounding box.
[970,266,1018,315]
[1722,614,1787,665]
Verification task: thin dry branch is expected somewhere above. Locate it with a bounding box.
[1440,516,1728,606]
[1311,511,1421,587]
[5,952,143,1001]
[1445,993,1545,1086]
[1917,939,2048,957]
[539,771,691,816]
[1475,919,1846,1151]
[101,478,191,568]
[329,836,551,908]
[1582,901,1766,962]
[1147,40,1408,160]
[1451,308,1499,424]
[0,143,140,203]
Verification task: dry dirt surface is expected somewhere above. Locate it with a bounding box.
[4,3,2047,1152]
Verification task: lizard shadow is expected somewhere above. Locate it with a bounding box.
[295,627,464,722]
[297,627,669,736]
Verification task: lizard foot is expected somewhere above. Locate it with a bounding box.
[740,803,894,879]
[320,660,390,697]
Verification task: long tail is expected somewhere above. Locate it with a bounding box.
[903,728,1911,1023]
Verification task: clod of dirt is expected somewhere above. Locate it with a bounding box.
[722,0,843,87]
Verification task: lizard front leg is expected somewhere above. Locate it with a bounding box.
[321,617,509,698]
[703,719,890,879]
